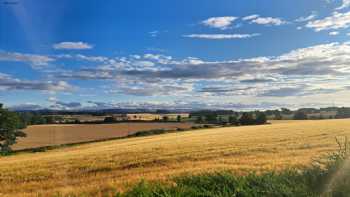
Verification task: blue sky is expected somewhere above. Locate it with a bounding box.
[1,0,350,110]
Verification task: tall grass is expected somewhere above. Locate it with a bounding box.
[115,137,350,197]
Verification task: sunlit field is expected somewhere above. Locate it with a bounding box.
[12,122,196,150]
[1,119,350,196]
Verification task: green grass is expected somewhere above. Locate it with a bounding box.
[114,138,350,197]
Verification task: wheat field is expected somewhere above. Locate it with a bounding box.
[1,119,350,196]
[13,122,196,150]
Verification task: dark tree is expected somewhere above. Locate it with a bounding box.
[281,108,293,115]
[0,105,26,154]
[274,111,283,120]
[335,107,350,119]
[196,116,203,123]
[293,111,308,120]
[255,112,267,125]
[205,114,217,123]
[162,116,169,122]
[177,115,181,122]
[104,116,116,123]
[228,116,238,125]
[239,112,255,125]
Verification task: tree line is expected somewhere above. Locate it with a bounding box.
[191,111,267,126]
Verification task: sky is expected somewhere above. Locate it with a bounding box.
[1,0,350,110]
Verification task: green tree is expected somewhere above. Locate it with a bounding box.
[239,112,255,125]
[196,116,203,123]
[255,112,267,125]
[205,114,217,123]
[293,111,308,120]
[0,104,26,154]
[228,116,238,125]
[274,111,283,120]
[177,115,181,122]
[104,116,116,123]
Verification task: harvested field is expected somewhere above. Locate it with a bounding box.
[13,122,196,150]
[1,119,350,196]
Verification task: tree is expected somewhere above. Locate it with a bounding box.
[177,115,181,122]
[293,111,308,120]
[255,112,267,125]
[335,107,350,119]
[162,116,169,122]
[274,111,283,120]
[104,116,116,123]
[281,108,293,115]
[0,104,26,154]
[205,114,217,123]
[239,112,255,125]
[196,116,203,123]
[228,115,238,125]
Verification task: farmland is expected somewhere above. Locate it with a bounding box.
[12,122,196,150]
[1,119,350,196]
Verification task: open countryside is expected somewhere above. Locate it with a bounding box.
[1,119,350,196]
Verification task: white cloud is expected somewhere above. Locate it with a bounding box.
[336,0,350,10]
[183,33,260,39]
[48,96,58,102]
[55,42,350,99]
[250,16,287,26]
[53,42,93,50]
[201,16,238,30]
[295,12,317,22]
[243,15,287,26]
[306,11,350,31]
[149,31,159,37]
[0,51,54,68]
[242,15,259,21]
[56,54,108,62]
[0,73,74,92]
[329,31,339,35]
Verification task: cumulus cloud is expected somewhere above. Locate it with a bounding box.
[53,42,93,50]
[55,68,115,80]
[306,11,350,31]
[0,51,54,68]
[243,15,287,26]
[183,33,260,39]
[0,73,74,92]
[201,16,238,30]
[43,41,350,99]
[336,0,350,10]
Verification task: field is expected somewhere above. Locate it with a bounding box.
[13,122,196,150]
[1,119,350,196]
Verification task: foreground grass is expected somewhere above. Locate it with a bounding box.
[1,119,350,196]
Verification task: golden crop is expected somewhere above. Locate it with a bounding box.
[1,119,349,196]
